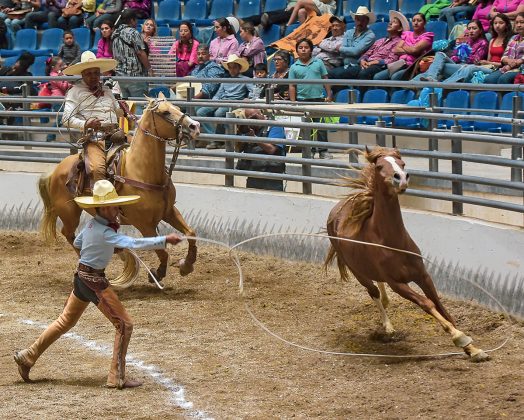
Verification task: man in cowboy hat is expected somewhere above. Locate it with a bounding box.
[327,6,376,86]
[14,180,183,389]
[62,50,128,190]
[195,53,252,149]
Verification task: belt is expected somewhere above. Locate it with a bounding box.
[78,263,105,274]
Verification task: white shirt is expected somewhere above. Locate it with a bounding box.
[62,80,123,131]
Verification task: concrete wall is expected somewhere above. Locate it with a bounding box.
[2,172,523,317]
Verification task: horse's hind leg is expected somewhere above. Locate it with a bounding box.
[57,200,82,255]
[388,280,489,362]
[163,205,196,277]
[135,224,169,282]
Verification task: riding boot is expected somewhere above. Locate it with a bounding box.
[96,287,134,389]
[84,140,107,189]
[14,292,88,381]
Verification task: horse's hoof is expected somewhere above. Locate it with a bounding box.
[452,333,473,348]
[178,258,194,276]
[467,346,490,363]
[148,270,163,285]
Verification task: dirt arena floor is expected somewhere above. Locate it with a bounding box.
[1,231,523,419]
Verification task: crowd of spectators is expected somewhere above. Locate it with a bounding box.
[2,1,524,186]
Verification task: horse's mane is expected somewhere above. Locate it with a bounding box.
[333,147,402,236]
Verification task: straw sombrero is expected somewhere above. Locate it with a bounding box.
[389,10,410,32]
[174,81,202,100]
[63,51,117,76]
[74,180,140,209]
[350,6,377,25]
[222,54,250,73]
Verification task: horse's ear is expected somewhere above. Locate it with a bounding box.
[158,91,166,100]
[144,94,154,105]
[365,145,370,155]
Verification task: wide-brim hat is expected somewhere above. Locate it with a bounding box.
[226,16,240,33]
[175,81,202,100]
[222,54,250,73]
[389,10,410,32]
[64,51,117,76]
[74,180,140,209]
[329,15,345,24]
[350,6,376,25]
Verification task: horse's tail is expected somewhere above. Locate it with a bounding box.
[38,173,58,243]
[324,244,350,282]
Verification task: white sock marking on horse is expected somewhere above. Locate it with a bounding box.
[19,319,212,419]
[384,156,405,178]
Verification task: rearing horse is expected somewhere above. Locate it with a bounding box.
[325,147,489,362]
[39,93,201,281]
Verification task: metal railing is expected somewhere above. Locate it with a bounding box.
[0,75,523,222]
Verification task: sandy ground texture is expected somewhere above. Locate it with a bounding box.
[1,231,523,419]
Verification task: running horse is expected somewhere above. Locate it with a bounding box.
[325,147,489,362]
[38,93,200,281]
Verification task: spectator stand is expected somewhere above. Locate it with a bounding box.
[148,35,176,94]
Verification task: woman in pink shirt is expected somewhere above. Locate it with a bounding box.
[96,20,114,59]
[374,13,434,80]
[209,17,239,64]
[489,0,524,20]
[168,21,200,77]
[473,0,495,31]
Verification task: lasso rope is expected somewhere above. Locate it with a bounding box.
[117,232,513,360]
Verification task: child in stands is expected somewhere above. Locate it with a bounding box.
[58,30,82,66]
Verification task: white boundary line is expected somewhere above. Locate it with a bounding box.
[18,318,213,419]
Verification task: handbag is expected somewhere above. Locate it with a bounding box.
[7,8,32,19]
[62,0,82,17]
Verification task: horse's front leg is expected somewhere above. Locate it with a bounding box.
[163,205,197,277]
[135,225,169,282]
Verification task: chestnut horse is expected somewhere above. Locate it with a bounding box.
[38,93,201,281]
[325,147,489,362]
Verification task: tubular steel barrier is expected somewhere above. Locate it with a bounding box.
[0,75,523,222]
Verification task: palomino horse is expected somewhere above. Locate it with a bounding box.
[39,93,201,281]
[325,147,489,362]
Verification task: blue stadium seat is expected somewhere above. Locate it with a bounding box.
[498,92,524,133]
[32,28,64,56]
[361,88,389,124]
[31,55,49,77]
[264,0,286,12]
[156,0,182,26]
[335,88,361,123]
[394,99,423,128]
[367,89,415,126]
[72,27,91,51]
[208,0,234,20]
[369,21,388,40]
[157,26,172,37]
[182,0,208,25]
[344,0,370,20]
[438,90,470,129]
[284,23,300,36]
[374,0,399,22]
[90,29,102,54]
[470,91,499,131]
[2,55,19,67]
[148,86,171,98]
[259,24,281,46]
[0,29,38,57]
[399,0,427,19]
[426,20,448,41]
[237,0,261,19]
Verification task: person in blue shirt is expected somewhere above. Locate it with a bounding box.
[14,180,183,389]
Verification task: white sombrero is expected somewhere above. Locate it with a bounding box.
[226,16,240,33]
[222,54,250,73]
[350,6,377,25]
[389,10,410,32]
[74,180,140,209]
[174,80,202,100]
[63,51,117,76]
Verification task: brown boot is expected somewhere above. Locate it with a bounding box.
[16,293,88,378]
[14,350,32,383]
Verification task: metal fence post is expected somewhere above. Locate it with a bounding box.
[225,111,235,187]
[428,92,439,172]
[301,115,312,194]
[511,94,523,182]
[186,86,195,150]
[375,119,386,147]
[451,124,463,215]
[347,88,358,163]
[265,87,274,104]
[21,83,30,147]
